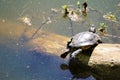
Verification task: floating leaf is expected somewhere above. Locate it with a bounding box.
[98,22,108,36]
[100,23,108,29]
[62,5,67,10]
[77,1,81,10]
[100,22,105,27]
[103,12,117,22]
[77,1,80,5]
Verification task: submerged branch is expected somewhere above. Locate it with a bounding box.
[30,13,54,39]
[68,17,74,36]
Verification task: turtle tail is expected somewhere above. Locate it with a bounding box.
[98,40,102,43]
[67,38,73,49]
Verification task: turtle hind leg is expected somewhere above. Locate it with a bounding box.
[70,49,82,58]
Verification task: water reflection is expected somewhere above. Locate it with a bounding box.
[60,58,96,80]
[0,44,72,80]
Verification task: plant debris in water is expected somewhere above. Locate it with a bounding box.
[19,16,32,26]
[117,3,120,7]
[62,1,88,21]
[98,22,108,36]
[103,12,117,22]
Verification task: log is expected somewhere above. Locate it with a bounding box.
[26,30,69,56]
[88,44,120,80]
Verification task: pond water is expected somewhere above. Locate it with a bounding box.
[0,0,120,80]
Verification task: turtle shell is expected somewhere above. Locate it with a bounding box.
[69,31,101,47]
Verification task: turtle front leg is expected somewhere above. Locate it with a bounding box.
[61,49,71,58]
[70,49,82,58]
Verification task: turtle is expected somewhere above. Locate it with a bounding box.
[61,24,102,58]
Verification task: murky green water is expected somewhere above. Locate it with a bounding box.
[0,0,120,80]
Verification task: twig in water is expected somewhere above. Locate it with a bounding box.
[68,17,74,36]
[31,15,53,39]
[105,34,120,39]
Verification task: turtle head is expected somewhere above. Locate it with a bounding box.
[89,24,96,33]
